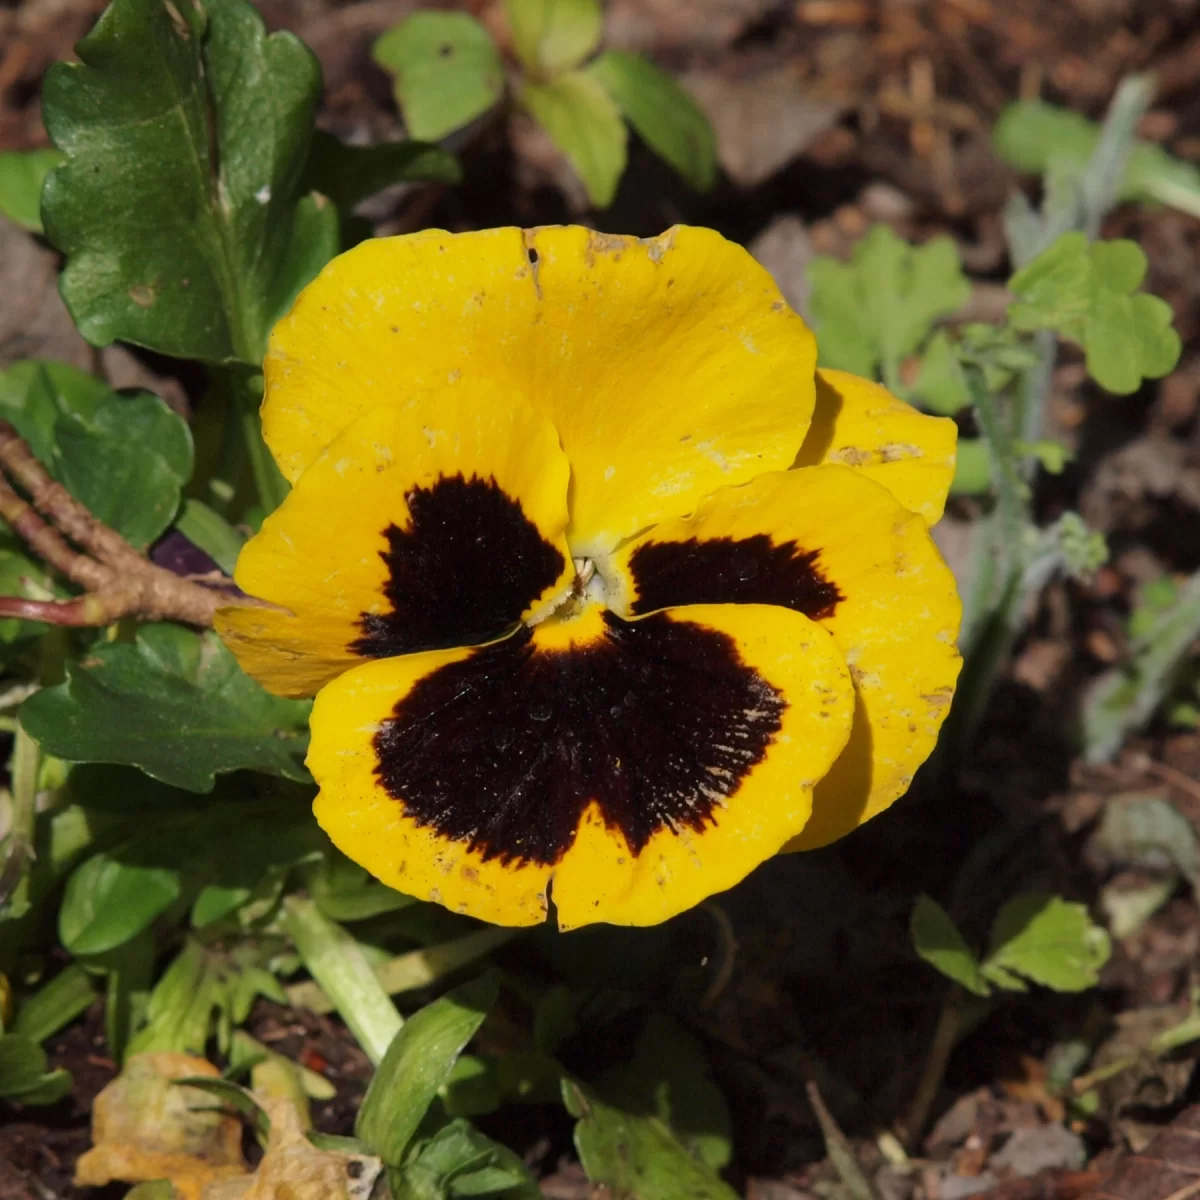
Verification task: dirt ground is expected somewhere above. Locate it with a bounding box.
[5,0,1200,1196]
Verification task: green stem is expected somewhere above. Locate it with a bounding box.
[282,895,402,1064]
[1,723,41,914]
[238,387,289,515]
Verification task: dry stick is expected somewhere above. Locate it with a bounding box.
[0,419,250,629]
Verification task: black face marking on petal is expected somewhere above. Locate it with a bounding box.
[350,473,566,659]
[371,611,785,866]
[628,535,843,620]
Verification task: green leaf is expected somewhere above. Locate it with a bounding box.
[174,499,245,575]
[1092,793,1200,888]
[21,624,310,792]
[59,851,182,955]
[312,849,419,922]
[588,51,716,191]
[808,224,970,382]
[357,971,500,1164]
[42,0,327,365]
[392,1119,540,1200]
[910,895,989,996]
[0,360,116,467]
[949,439,991,496]
[56,389,193,550]
[299,130,461,212]
[597,1013,732,1171]
[563,1079,739,1200]
[13,964,97,1043]
[175,1075,271,1136]
[373,13,504,142]
[913,330,971,415]
[521,71,627,207]
[994,99,1200,219]
[125,938,223,1057]
[506,0,602,76]
[984,893,1111,992]
[1008,231,1182,394]
[0,1032,73,1105]
[0,148,64,233]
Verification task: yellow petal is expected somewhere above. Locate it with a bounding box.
[261,225,817,554]
[794,369,957,524]
[307,602,853,929]
[609,464,962,849]
[216,386,574,699]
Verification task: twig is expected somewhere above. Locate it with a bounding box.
[0,419,259,629]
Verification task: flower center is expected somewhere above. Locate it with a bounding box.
[528,556,610,628]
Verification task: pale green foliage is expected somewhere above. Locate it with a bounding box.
[506,0,602,76]
[372,13,505,142]
[994,99,1200,220]
[521,73,627,206]
[808,224,971,384]
[372,0,716,208]
[0,148,64,233]
[1008,231,1181,394]
[912,893,1111,995]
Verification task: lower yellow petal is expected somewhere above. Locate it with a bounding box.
[794,369,957,524]
[307,602,853,929]
[609,464,962,849]
[216,385,573,699]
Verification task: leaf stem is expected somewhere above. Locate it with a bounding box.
[282,895,402,1064]
[228,372,288,516]
[1,722,41,914]
[898,985,962,1150]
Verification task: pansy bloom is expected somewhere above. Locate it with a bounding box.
[216,225,961,930]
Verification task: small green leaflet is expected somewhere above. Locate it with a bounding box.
[909,895,988,996]
[1008,231,1181,394]
[59,851,182,956]
[0,1033,73,1105]
[373,13,504,142]
[589,51,716,192]
[21,624,310,792]
[506,0,602,76]
[521,71,627,208]
[985,893,1111,992]
[391,1119,540,1200]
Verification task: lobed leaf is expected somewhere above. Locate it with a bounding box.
[42,0,330,365]
[21,624,310,792]
[373,13,504,142]
[391,1119,540,1200]
[984,893,1111,992]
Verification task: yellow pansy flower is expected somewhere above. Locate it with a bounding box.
[216,225,961,931]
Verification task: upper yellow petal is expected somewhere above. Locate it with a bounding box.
[216,383,574,698]
[794,369,957,524]
[261,225,818,554]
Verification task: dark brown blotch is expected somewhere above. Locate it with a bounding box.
[370,611,785,866]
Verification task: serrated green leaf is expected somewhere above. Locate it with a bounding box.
[42,0,328,365]
[507,0,602,76]
[564,1079,739,1200]
[522,71,627,207]
[588,51,716,191]
[0,148,64,233]
[59,851,182,955]
[1008,231,1182,395]
[299,130,461,212]
[984,893,1111,992]
[373,13,503,142]
[21,624,310,792]
[391,1119,540,1200]
[597,1013,732,1171]
[910,895,989,995]
[808,224,970,381]
[357,972,499,1164]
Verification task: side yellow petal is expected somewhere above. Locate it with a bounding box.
[609,464,962,850]
[307,602,853,929]
[216,385,574,699]
[793,369,957,524]
[261,225,817,554]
